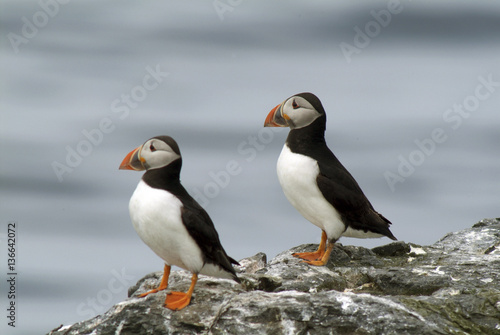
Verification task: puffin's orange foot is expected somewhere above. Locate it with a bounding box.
[139,264,171,298]
[164,291,192,310]
[164,273,198,311]
[292,251,323,261]
[293,231,328,262]
[301,242,335,267]
[139,287,166,298]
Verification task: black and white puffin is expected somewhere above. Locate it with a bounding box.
[264,93,396,266]
[119,135,240,310]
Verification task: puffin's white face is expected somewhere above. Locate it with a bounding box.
[119,137,181,171]
[139,139,180,170]
[264,95,322,129]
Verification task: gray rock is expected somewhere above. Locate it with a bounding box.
[48,219,500,335]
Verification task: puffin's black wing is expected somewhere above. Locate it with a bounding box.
[180,201,241,281]
[315,151,396,240]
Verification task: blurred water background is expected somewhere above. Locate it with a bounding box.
[1,1,499,333]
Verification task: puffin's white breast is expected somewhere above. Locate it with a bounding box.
[276,145,346,240]
[129,180,204,273]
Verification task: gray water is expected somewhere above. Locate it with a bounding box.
[1,1,499,334]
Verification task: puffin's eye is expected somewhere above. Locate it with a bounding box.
[292,99,299,109]
[149,144,156,152]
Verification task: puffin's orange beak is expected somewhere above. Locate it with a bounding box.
[264,102,289,127]
[119,146,145,171]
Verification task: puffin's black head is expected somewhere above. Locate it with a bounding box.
[119,135,181,171]
[264,92,326,130]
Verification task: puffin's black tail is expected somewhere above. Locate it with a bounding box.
[228,256,240,266]
[228,256,241,283]
[377,212,397,241]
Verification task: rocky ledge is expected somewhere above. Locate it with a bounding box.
[49,219,500,335]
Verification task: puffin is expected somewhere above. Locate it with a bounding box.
[264,93,396,266]
[119,135,240,310]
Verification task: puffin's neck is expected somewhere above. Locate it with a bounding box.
[142,159,183,191]
[286,116,327,154]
